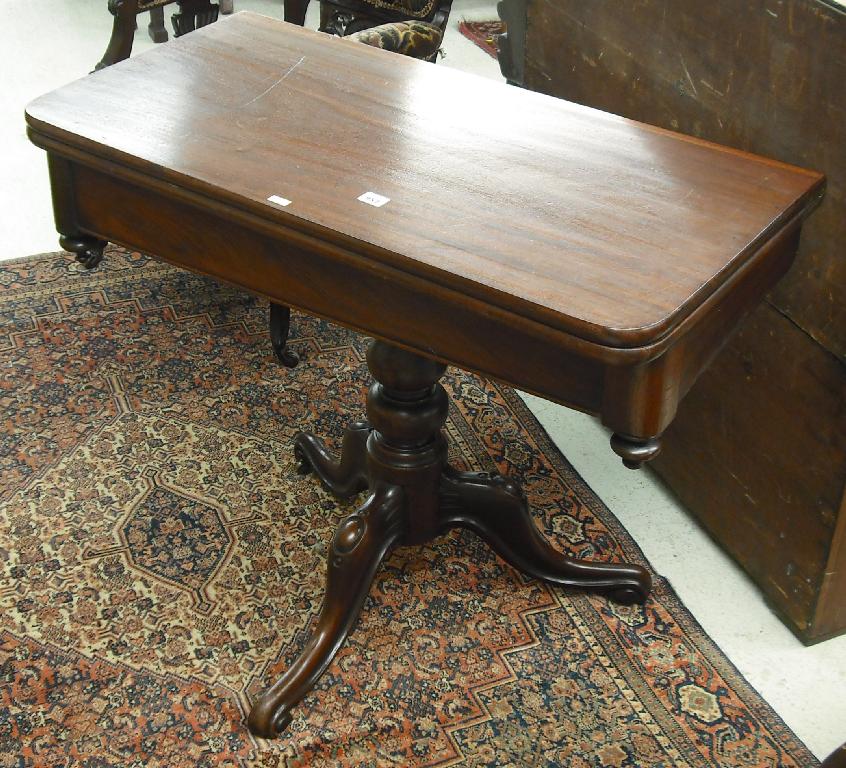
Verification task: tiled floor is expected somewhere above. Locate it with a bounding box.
[3,0,844,760]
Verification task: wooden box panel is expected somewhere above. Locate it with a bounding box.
[657,304,846,639]
[518,0,846,640]
[523,0,846,359]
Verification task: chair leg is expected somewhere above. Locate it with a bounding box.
[284,0,310,26]
[96,0,141,70]
[172,0,220,37]
[219,0,234,12]
[148,5,169,42]
[269,303,299,368]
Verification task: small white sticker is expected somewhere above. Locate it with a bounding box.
[267,194,292,207]
[357,191,390,207]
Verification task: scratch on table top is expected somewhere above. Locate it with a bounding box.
[243,56,306,106]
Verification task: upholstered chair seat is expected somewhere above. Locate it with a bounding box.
[347,20,443,60]
[285,0,453,42]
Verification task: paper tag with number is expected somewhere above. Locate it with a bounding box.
[357,191,390,207]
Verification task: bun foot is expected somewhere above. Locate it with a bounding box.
[610,433,662,470]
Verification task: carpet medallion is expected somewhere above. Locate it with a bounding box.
[0,248,817,767]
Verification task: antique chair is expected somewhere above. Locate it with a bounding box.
[97,0,223,70]
[284,0,453,58]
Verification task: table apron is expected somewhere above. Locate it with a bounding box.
[45,149,803,440]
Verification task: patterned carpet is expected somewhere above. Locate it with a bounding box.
[0,247,818,767]
[457,21,505,59]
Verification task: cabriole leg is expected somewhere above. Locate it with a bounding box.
[248,485,404,738]
[249,339,652,737]
[438,467,650,604]
[294,422,370,498]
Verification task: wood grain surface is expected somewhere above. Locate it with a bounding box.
[25,12,823,349]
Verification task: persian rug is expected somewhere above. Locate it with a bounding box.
[0,247,818,767]
[458,20,505,59]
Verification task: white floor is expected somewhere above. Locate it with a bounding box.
[2,0,844,761]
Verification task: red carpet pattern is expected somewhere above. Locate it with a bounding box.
[458,20,505,59]
[0,248,818,766]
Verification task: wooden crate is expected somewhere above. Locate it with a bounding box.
[506,0,846,642]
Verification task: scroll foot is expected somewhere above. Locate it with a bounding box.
[293,423,370,498]
[438,468,651,604]
[269,303,299,368]
[248,485,405,738]
[59,235,107,269]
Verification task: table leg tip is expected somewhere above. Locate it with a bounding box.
[247,704,293,739]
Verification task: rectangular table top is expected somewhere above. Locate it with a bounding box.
[25,12,823,350]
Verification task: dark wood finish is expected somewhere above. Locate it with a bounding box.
[97,0,140,70]
[495,0,525,85]
[26,13,823,734]
[524,0,846,359]
[47,154,107,268]
[657,304,846,636]
[171,0,219,36]
[283,0,309,25]
[97,0,219,70]
[815,496,846,639]
[268,302,299,367]
[148,5,169,43]
[57,235,107,269]
[519,0,846,642]
[249,339,650,737]
[823,743,846,768]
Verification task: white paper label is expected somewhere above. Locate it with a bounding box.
[267,195,292,207]
[357,191,390,207]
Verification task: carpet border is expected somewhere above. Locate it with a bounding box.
[492,382,821,765]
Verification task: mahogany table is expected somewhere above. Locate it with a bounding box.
[26,12,824,738]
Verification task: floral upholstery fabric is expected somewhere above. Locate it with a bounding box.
[357,0,436,18]
[348,20,442,59]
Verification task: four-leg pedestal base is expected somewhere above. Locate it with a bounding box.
[248,340,652,738]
